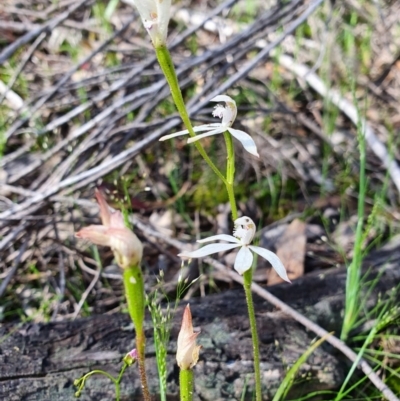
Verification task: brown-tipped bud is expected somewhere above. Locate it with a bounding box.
[176,304,201,370]
[75,190,143,269]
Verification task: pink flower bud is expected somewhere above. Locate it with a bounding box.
[124,348,138,366]
[176,304,201,370]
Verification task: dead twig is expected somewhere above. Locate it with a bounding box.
[4,10,134,140]
[0,0,93,65]
[0,32,47,107]
[186,0,325,113]
[72,260,101,320]
[0,236,29,298]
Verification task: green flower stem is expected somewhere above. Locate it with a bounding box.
[243,269,262,401]
[179,369,194,401]
[115,363,129,401]
[123,266,151,401]
[79,370,116,386]
[224,122,261,399]
[154,45,226,185]
[75,370,121,401]
[223,131,238,220]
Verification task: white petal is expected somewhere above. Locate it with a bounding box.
[178,243,240,259]
[190,124,221,132]
[187,127,224,143]
[156,0,171,43]
[228,128,259,157]
[250,246,290,282]
[122,0,152,21]
[234,246,253,274]
[197,234,240,244]
[159,129,190,141]
[159,125,218,141]
[210,95,235,104]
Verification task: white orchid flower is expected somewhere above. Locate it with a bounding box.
[159,95,259,157]
[178,216,290,281]
[123,0,171,47]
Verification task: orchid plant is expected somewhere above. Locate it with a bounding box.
[75,2,290,401]
[75,190,151,401]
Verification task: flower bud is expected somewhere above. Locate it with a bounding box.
[123,348,138,366]
[176,304,201,370]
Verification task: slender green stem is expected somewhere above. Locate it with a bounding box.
[115,363,129,401]
[80,370,117,385]
[223,116,261,399]
[154,45,226,184]
[223,131,238,220]
[179,369,194,401]
[123,266,151,401]
[75,370,119,399]
[115,383,120,401]
[243,269,262,401]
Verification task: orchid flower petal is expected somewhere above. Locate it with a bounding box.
[202,123,222,127]
[159,129,190,141]
[210,95,235,104]
[123,0,171,46]
[197,234,240,244]
[186,127,224,143]
[95,189,112,227]
[156,0,171,44]
[75,225,111,247]
[159,125,219,141]
[234,246,253,274]
[189,125,222,132]
[228,128,259,157]
[178,243,240,259]
[109,210,127,229]
[249,246,290,283]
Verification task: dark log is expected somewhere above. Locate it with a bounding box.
[1,235,399,401]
